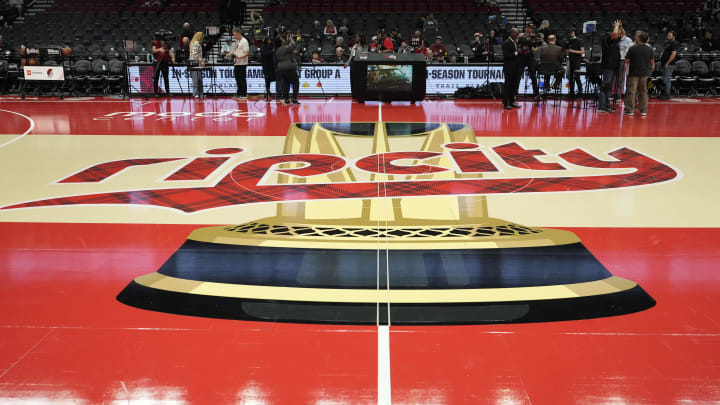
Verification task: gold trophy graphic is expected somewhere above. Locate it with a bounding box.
[117,122,655,324]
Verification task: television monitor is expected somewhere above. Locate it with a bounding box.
[351,53,426,102]
[367,64,413,92]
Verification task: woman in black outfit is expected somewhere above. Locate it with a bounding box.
[275,36,300,105]
[260,37,275,101]
[273,36,286,101]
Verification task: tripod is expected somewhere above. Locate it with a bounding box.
[123,56,148,100]
[205,66,222,96]
[171,61,189,98]
[521,60,530,100]
[482,45,496,99]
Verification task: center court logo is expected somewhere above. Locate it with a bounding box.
[99,122,667,324]
[1,124,678,214]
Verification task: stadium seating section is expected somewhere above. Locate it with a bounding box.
[263,0,499,14]
[0,0,718,97]
[0,0,220,51]
[260,0,500,61]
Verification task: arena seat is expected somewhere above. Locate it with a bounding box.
[2,0,220,55]
[106,58,126,93]
[694,60,715,96]
[1,0,718,98]
[675,59,696,96]
[89,58,110,94]
[71,59,92,94]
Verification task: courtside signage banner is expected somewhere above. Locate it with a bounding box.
[127,65,350,95]
[426,65,589,95]
[127,64,588,95]
[23,66,65,81]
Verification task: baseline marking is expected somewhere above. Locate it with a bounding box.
[0,109,35,149]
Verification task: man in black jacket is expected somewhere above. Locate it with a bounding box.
[502,27,521,109]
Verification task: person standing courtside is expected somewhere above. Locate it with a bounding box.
[598,20,621,113]
[565,28,584,103]
[226,28,249,99]
[276,36,300,105]
[152,36,175,96]
[260,37,275,101]
[517,24,540,101]
[659,31,678,100]
[188,32,205,98]
[623,31,654,117]
[616,27,633,99]
[502,28,521,110]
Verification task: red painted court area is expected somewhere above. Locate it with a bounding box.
[2,96,720,137]
[0,96,719,404]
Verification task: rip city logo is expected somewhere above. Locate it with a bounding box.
[1,139,678,214]
[92,109,265,122]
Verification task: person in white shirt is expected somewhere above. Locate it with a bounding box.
[225,28,249,99]
[617,27,633,98]
[188,32,204,98]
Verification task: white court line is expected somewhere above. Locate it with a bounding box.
[0,109,35,149]
[0,329,52,380]
[376,101,392,405]
[378,325,391,405]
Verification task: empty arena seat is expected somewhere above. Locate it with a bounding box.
[106,58,125,92]
[72,59,92,94]
[675,59,696,96]
[89,58,110,93]
[693,61,715,96]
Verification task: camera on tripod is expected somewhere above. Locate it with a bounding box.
[294,33,310,53]
[154,30,176,43]
[561,38,570,50]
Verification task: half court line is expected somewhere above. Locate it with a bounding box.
[376,101,392,405]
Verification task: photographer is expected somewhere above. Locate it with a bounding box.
[517,24,540,100]
[276,36,300,105]
[261,37,275,101]
[152,32,176,96]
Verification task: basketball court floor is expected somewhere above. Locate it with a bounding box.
[1,95,719,404]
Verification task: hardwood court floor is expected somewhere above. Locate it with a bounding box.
[0,96,719,404]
